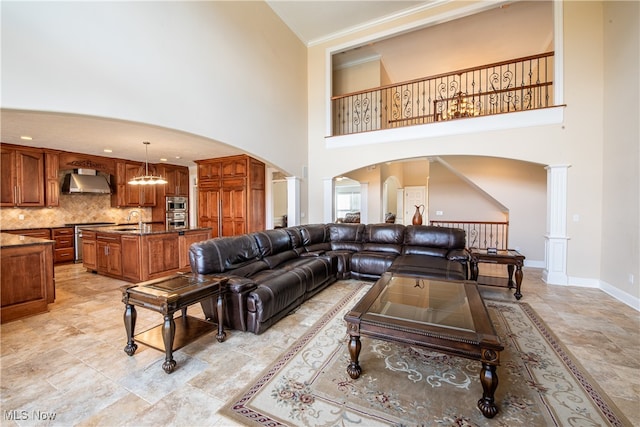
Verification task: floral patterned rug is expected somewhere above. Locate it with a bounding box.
[221,284,629,426]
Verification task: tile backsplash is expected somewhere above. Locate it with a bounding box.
[0,194,151,230]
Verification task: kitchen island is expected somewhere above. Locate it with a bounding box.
[1,233,55,323]
[81,225,211,282]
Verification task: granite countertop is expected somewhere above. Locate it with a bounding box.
[81,224,212,236]
[0,233,55,248]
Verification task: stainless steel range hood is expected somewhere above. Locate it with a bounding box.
[61,169,112,194]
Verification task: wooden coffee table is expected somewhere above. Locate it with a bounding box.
[121,273,227,373]
[344,273,504,418]
[469,248,525,300]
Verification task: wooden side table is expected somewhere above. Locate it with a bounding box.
[469,249,525,300]
[121,273,227,373]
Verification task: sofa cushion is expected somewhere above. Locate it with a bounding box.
[299,224,331,253]
[329,223,365,252]
[246,270,306,322]
[403,225,466,256]
[253,229,294,257]
[362,223,405,254]
[189,234,261,274]
[351,251,398,279]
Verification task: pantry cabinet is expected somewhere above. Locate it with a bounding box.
[196,155,265,237]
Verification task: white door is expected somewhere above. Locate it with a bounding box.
[403,186,426,225]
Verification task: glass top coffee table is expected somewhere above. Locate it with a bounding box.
[344,273,504,418]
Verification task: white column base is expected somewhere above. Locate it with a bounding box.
[543,234,569,285]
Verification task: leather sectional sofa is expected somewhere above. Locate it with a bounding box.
[189,223,468,334]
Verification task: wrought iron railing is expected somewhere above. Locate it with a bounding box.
[332,52,554,136]
[430,220,509,250]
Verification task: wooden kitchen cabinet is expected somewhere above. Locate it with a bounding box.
[85,228,211,282]
[1,235,55,323]
[0,144,45,207]
[111,161,157,207]
[82,230,97,270]
[143,233,180,279]
[160,165,189,197]
[96,233,122,277]
[151,165,190,223]
[52,227,74,264]
[195,155,265,237]
[179,229,211,268]
[45,150,60,207]
[121,235,141,282]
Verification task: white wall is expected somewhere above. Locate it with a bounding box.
[601,1,640,301]
[1,1,308,178]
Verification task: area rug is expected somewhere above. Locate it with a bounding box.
[221,284,629,426]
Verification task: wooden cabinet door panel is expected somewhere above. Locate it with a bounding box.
[125,163,142,206]
[179,230,211,269]
[96,241,109,272]
[16,150,45,206]
[0,147,16,206]
[198,189,220,237]
[121,236,141,281]
[176,168,189,196]
[107,243,122,276]
[145,235,179,276]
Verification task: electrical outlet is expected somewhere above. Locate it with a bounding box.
[630,274,635,285]
[436,211,443,216]
[18,214,25,220]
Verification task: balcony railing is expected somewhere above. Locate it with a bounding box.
[430,220,509,250]
[332,52,554,136]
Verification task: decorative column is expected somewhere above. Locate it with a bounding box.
[359,182,368,224]
[286,176,300,227]
[323,178,334,223]
[544,164,570,285]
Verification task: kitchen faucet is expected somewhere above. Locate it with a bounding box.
[126,210,143,230]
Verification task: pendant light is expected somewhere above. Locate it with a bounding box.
[128,141,167,185]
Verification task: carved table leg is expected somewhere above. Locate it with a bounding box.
[346,335,362,379]
[514,263,523,300]
[507,264,515,289]
[477,349,500,418]
[216,292,226,342]
[123,304,138,356]
[162,313,177,374]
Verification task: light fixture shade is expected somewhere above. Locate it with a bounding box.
[128,142,167,185]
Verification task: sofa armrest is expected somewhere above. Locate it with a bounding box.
[205,274,258,294]
[447,248,470,262]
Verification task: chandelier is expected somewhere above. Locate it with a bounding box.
[441,92,480,120]
[128,141,167,185]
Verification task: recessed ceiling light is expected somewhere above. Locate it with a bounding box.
[103,149,113,153]
[20,136,33,140]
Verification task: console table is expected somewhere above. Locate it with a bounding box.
[469,248,525,300]
[121,273,227,373]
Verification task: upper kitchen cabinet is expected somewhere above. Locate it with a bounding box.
[44,150,60,207]
[159,164,189,197]
[111,161,157,207]
[196,154,265,237]
[0,144,45,207]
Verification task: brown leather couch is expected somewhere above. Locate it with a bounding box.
[189,223,468,334]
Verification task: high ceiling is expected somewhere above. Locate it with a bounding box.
[1,1,551,168]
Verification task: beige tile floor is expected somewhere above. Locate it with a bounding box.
[1,263,638,426]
